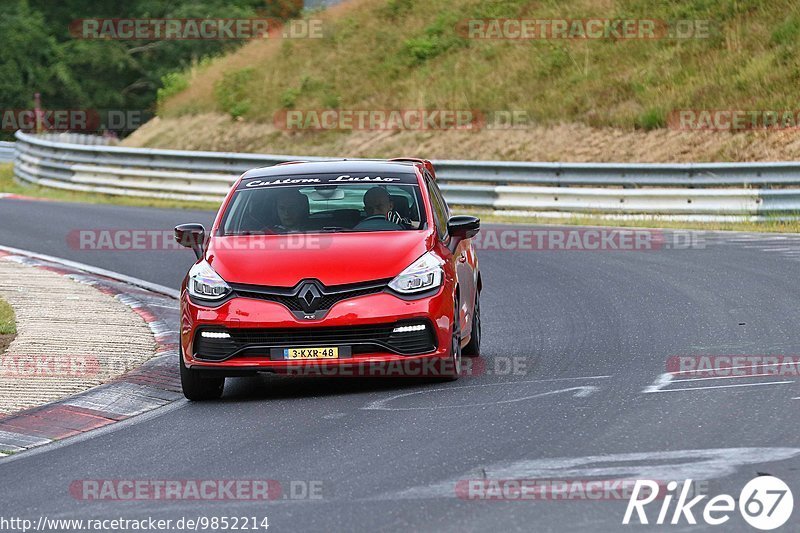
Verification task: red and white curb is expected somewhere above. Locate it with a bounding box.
[0,248,181,457]
[0,193,47,201]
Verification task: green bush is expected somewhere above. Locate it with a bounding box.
[214,67,255,118]
[636,108,666,130]
[157,72,189,107]
[403,14,467,64]
[280,87,301,109]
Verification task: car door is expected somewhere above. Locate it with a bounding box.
[425,173,476,336]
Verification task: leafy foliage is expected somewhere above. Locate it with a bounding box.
[0,0,302,138]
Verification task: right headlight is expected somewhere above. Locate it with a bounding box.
[187,260,231,301]
[388,251,444,294]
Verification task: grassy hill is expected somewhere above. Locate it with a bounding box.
[125,0,800,161]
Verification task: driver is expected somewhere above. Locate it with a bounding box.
[354,187,407,230]
[274,189,310,231]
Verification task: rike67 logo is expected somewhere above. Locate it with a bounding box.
[623,476,793,530]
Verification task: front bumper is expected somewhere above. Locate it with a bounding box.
[181,286,454,374]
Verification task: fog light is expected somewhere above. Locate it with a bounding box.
[201,331,231,339]
[392,324,426,334]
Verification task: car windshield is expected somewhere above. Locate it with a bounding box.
[220,179,427,235]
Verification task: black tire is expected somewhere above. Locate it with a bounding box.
[440,299,462,381]
[180,348,225,401]
[462,291,481,357]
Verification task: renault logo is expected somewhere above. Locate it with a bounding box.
[297,282,322,312]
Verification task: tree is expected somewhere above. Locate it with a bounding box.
[0,0,303,138]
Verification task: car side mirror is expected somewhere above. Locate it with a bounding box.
[447,215,480,240]
[175,223,205,259]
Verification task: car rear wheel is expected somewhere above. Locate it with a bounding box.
[180,348,225,401]
[462,291,481,357]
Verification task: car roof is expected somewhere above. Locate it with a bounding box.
[240,160,420,180]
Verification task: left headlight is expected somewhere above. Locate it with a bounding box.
[388,251,444,294]
[188,260,231,301]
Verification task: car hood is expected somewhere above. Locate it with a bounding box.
[206,231,432,287]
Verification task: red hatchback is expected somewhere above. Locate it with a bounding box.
[175,158,481,400]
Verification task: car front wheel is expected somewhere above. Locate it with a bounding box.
[180,348,225,401]
[462,291,481,357]
[440,299,462,381]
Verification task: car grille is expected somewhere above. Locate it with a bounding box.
[194,322,437,361]
[229,279,390,315]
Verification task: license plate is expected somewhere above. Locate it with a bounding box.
[283,347,339,360]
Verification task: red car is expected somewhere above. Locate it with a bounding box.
[174,158,481,400]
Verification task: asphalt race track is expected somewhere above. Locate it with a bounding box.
[1,198,800,531]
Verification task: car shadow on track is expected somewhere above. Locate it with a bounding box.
[217,373,455,403]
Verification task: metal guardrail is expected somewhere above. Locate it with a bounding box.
[33,132,114,146]
[12,130,800,216]
[0,141,15,163]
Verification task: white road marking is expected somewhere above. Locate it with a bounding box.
[647,360,800,393]
[642,373,673,393]
[375,447,800,500]
[673,372,790,383]
[645,381,793,393]
[571,387,597,398]
[362,377,608,411]
[530,375,611,380]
